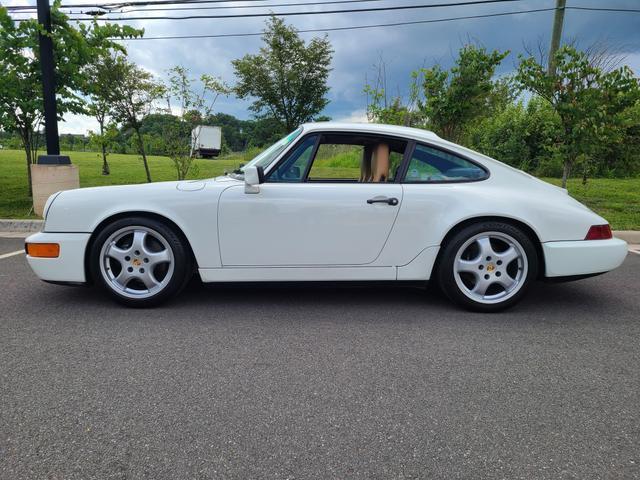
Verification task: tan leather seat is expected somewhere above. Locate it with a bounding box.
[371,143,390,182]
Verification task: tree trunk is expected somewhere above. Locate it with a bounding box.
[24,144,33,197]
[21,130,34,197]
[135,129,152,183]
[99,120,110,175]
[101,143,110,175]
[561,158,571,189]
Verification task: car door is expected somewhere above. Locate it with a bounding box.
[217,132,406,267]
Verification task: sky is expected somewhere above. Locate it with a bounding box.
[6,0,640,134]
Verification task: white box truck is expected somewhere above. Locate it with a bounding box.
[190,125,222,158]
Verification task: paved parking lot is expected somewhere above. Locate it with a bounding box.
[1,237,639,479]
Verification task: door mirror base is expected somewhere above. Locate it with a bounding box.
[244,165,264,194]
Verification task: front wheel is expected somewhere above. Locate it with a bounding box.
[436,222,538,312]
[90,217,192,307]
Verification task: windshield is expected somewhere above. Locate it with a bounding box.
[242,128,303,171]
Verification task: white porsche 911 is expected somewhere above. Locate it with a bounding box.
[25,122,628,311]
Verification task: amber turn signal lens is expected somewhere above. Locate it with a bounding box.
[26,243,60,258]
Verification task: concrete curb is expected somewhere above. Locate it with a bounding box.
[0,219,43,233]
[614,231,640,244]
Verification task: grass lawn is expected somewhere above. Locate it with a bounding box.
[0,149,245,219]
[1,149,639,230]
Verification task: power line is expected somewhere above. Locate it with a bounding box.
[567,6,640,14]
[3,0,280,11]
[9,0,392,15]
[111,7,559,38]
[106,0,391,14]
[13,0,532,21]
[9,3,640,23]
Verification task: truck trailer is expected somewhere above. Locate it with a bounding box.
[190,126,222,158]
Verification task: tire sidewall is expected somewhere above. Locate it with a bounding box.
[90,217,191,307]
[437,221,538,312]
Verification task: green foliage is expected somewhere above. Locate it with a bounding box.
[103,55,165,182]
[162,66,230,180]
[416,45,510,142]
[365,45,510,142]
[232,16,334,132]
[465,97,561,174]
[0,3,141,192]
[515,46,640,186]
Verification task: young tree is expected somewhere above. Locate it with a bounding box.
[232,16,333,132]
[516,46,640,187]
[85,55,120,175]
[415,45,510,142]
[163,66,229,180]
[0,3,141,194]
[105,55,165,183]
[87,123,118,175]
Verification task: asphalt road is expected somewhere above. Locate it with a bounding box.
[1,237,639,480]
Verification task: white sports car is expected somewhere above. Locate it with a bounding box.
[25,122,628,311]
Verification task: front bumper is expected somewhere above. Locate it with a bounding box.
[542,238,628,277]
[25,232,91,283]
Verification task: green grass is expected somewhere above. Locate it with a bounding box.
[1,149,639,230]
[0,149,246,219]
[543,178,640,231]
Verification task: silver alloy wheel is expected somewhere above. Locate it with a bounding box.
[453,231,528,305]
[99,226,175,299]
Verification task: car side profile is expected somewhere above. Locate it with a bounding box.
[25,122,628,311]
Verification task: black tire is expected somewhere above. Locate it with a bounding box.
[89,216,193,307]
[436,221,538,312]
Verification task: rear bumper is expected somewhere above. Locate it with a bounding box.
[25,232,91,283]
[542,238,628,278]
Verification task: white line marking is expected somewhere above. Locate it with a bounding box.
[0,250,24,260]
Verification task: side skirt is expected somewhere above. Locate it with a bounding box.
[199,266,397,283]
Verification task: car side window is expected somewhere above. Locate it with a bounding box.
[404,144,487,182]
[267,135,318,182]
[308,143,363,181]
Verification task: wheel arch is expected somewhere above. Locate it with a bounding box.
[433,215,545,279]
[84,211,198,284]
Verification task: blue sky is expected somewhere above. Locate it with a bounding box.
[8,0,640,133]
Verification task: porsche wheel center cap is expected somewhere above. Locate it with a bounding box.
[486,263,495,273]
[132,258,142,267]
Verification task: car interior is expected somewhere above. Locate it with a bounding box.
[266,132,486,183]
[267,133,408,183]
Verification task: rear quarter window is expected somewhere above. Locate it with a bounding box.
[404,144,488,183]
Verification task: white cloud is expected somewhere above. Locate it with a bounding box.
[335,109,368,123]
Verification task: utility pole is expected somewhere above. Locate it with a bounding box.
[548,0,566,76]
[36,0,69,164]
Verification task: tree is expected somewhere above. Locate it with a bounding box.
[85,55,120,175]
[163,66,229,180]
[516,46,640,187]
[104,55,165,183]
[415,45,509,142]
[232,16,333,132]
[88,123,118,174]
[0,3,141,194]
[363,45,510,140]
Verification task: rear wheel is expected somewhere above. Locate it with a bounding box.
[436,222,538,312]
[90,217,192,307]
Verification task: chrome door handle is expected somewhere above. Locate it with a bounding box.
[367,196,399,206]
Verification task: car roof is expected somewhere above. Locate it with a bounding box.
[301,122,441,141]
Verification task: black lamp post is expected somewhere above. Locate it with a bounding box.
[36,0,70,165]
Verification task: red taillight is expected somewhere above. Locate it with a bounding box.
[585,224,612,240]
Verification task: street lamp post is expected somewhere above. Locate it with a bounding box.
[36,0,69,165]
